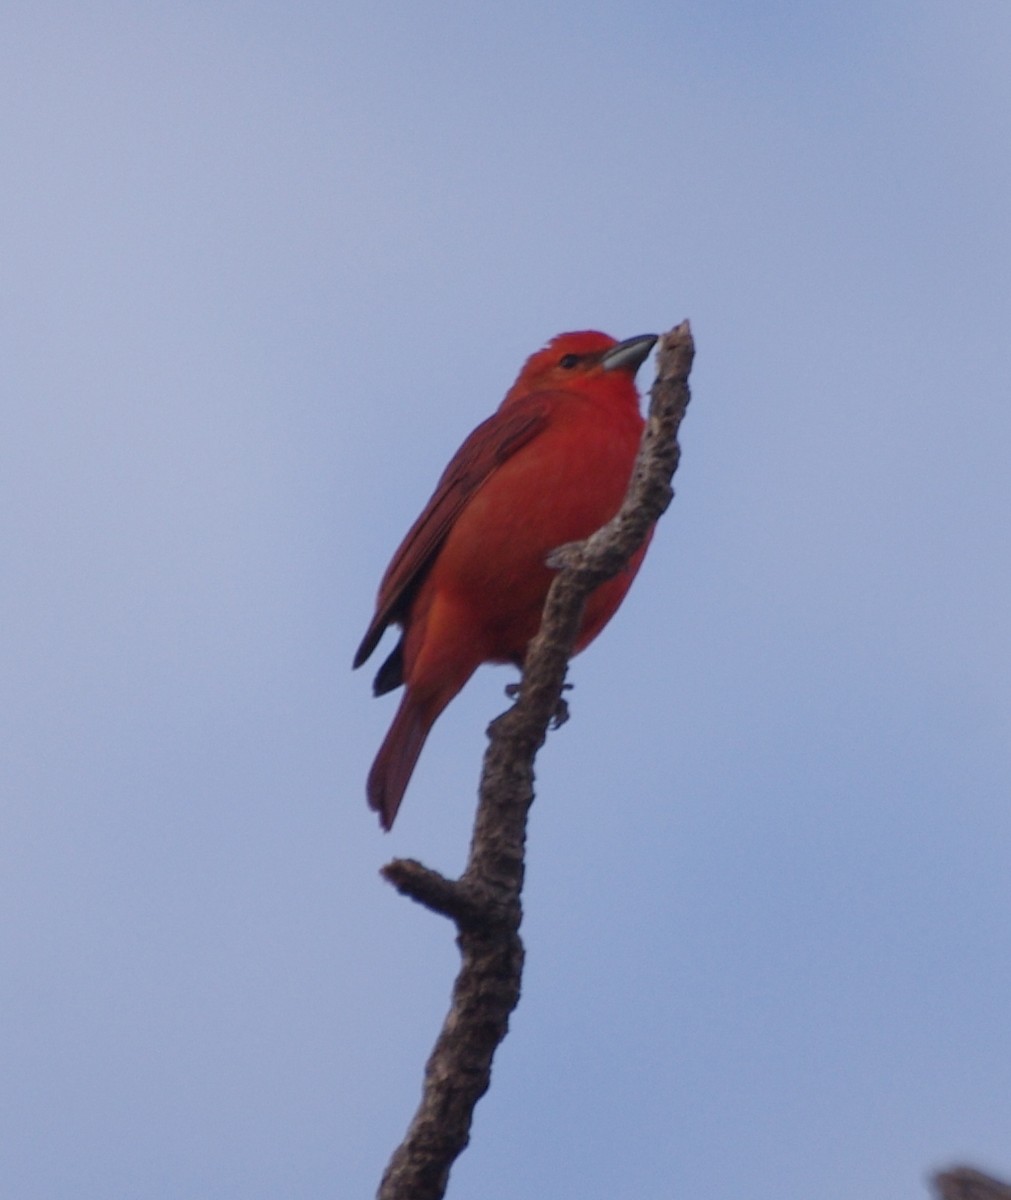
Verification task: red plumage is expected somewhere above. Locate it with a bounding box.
[354,330,657,829]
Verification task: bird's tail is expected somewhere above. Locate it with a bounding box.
[367,689,439,831]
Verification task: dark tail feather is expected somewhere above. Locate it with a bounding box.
[367,690,435,831]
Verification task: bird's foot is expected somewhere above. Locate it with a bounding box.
[504,681,573,728]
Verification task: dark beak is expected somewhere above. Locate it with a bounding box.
[600,333,658,375]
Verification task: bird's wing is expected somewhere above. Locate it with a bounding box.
[353,396,551,669]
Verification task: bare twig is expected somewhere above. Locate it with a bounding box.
[935,1167,1011,1200]
[376,322,695,1200]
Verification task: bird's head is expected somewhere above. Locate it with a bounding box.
[506,330,658,401]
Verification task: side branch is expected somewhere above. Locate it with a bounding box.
[380,858,510,928]
[377,321,695,1200]
[935,1167,1011,1200]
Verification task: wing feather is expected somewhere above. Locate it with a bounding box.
[353,397,549,670]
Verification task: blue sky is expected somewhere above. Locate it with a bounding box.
[3,2,1009,1197]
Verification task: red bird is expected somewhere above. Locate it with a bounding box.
[354,330,658,829]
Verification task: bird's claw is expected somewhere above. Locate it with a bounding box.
[549,692,570,729]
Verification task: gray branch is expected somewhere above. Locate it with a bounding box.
[376,322,695,1200]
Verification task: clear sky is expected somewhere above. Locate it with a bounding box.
[3,2,1009,1197]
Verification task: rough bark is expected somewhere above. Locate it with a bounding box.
[375,322,695,1200]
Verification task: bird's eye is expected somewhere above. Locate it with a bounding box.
[559,353,581,369]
